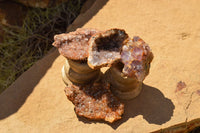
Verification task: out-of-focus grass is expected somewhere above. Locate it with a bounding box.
[0,0,85,93]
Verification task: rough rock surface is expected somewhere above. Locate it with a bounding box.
[65,82,124,123]
[53,28,99,60]
[121,36,153,81]
[88,29,128,69]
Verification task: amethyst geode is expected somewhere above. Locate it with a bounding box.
[52,28,153,122]
[121,36,153,81]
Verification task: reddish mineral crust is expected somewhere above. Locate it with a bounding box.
[52,28,99,60]
[121,36,153,81]
[64,82,124,123]
[196,90,200,96]
[88,29,128,69]
[175,81,186,92]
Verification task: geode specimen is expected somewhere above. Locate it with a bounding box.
[53,28,99,60]
[121,36,153,81]
[105,36,153,100]
[52,28,153,122]
[106,63,143,100]
[64,82,124,123]
[88,29,128,69]
[52,28,101,85]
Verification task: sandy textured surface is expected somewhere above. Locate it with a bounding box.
[1,0,200,132]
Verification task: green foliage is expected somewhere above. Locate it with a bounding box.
[0,0,85,93]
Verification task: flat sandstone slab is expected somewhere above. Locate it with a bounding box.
[1,0,200,132]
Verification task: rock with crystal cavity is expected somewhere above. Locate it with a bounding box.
[64,82,124,123]
[88,29,128,69]
[52,28,101,85]
[121,36,153,81]
[53,28,99,60]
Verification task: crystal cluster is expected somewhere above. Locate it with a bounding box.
[121,36,153,81]
[65,82,124,123]
[53,28,99,60]
[88,29,128,69]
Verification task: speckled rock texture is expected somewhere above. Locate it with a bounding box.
[121,36,153,81]
[65,82,124,123]
[53,28,99,60]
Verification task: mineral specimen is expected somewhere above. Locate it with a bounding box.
[64,82,124,123]
[121,36,153,81]
[106,63,143,100]
[88,29,128,69]
[52,28,154,122]
[52,28,101,85]
[53,28,99,60]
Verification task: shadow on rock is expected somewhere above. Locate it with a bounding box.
[0,50,59,120]
[0,0,109,120]
[77,84,175,129]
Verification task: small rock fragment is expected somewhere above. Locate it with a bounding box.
[196,90,200,96]
[64,82,124,123]
[53,28,99,60]
[121,36,153,81]
[88,29,128,69]
[175,81,186,92]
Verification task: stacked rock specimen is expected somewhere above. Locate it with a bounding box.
[52,28,153,123]
[53,28,101,85]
